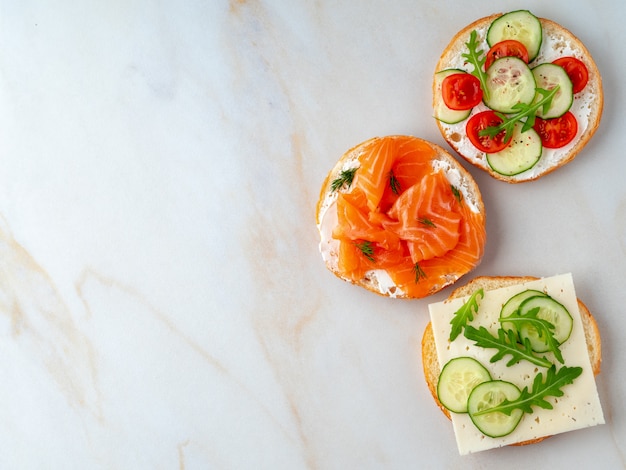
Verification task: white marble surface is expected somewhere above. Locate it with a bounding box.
[0,1,624,468]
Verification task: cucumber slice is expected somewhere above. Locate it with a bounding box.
[437,357,492,413]
[532,63,574,119]
[484,57,536,113]
[434,69,473,124]
[486,122,542,176]
[468,380,524,437]
[487,10,543,61]
[500,289,549,334]
[517,295,574,353]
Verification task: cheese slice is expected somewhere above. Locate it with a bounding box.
[428,273,604,455]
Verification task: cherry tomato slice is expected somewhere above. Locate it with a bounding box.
[466,110,509,153]
[552,56,589,94]
[441,73,483,111]
[532,111,578,149]
[484,40,529,70]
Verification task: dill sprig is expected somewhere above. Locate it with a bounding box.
[450,185,462,203]
[413,262,427,283]
[354,240,375,262]
[388,170,401,195]
[331,167,358,192]
[418,217,436,228]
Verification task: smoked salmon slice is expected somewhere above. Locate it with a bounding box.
[328,135,486,298]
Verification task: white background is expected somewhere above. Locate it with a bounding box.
[0,1,624,468]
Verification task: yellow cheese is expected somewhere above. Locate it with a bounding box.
[428,273,604,455]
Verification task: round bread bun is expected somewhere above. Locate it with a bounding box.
[421,275,602,446]
[433,12,603,183]
[316,136,486,299]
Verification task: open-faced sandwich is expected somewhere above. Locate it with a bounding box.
[421,274,603,454]
[433,10,603,182]
[316,135,486,299]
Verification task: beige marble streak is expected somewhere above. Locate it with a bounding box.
[0,217,102,421]
[177,438,190,470]
[76,268,305,464]
[75,269,229,376]
[221,3,346,465]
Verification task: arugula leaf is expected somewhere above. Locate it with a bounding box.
[479,86,560,143]
[449,288,483,341]
[500,306,565,364]
[474,365,583,416]
[463,325,553,368]
[462,30,490,101]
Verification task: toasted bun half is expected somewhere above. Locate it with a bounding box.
[316,136,486,299]
[434,12,603,183]
[421,275,602,446]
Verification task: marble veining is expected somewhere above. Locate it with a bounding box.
[0,1,625,468]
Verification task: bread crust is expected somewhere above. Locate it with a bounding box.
[421,275,602,447]
[316,136,486,299]
[434,13,603,183]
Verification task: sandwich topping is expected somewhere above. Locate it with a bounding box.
[317,136,485,298]
[435,10,596,178]
[428,274,604,454]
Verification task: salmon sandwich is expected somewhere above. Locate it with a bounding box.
[316,136,486,299]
